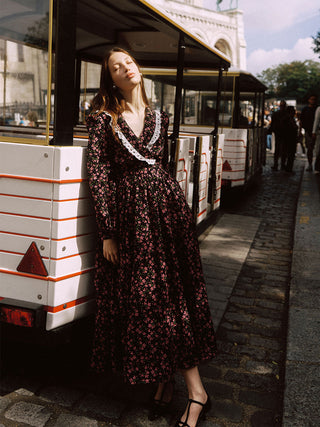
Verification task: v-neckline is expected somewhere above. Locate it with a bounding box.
[120,107,149,140]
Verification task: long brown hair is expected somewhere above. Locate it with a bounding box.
[92,47,149,126]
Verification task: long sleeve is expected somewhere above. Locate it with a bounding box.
[86,113,118,240]
[312,107,320,134]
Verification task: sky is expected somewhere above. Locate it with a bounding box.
[203,0,320,75]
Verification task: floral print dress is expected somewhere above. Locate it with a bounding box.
[86,107,216,385]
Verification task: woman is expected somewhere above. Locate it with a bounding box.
[87,47,216,427]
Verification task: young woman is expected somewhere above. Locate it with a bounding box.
[86,47,217,427]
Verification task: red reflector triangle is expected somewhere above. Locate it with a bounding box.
[223,160,232,171]
[17,242,48,277]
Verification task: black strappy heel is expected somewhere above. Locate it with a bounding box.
[148,378,175,421]
[175,394,211,427]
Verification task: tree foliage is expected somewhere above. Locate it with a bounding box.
[257,60,320,103]
[312,31,320,58]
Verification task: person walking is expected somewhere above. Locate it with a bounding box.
[312,105,320,173]
[270,100,288,170]
[86,47,215,427]
[283,106,298,173]
[300,95,318,171]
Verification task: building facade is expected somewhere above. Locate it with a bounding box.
[148,0,247,69]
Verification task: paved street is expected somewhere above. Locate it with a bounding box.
[0,153,319,426]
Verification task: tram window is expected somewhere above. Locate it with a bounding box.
[183,90,197,125]
[79,61,101,124]
[163,84,176,124]
[240,95,256,127]
[144,78,162,111]
[0,0,50,142]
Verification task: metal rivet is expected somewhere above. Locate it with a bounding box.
[63,304,67,309]
[65,166,69,171]
[37,295,42,300]
[62,246,66,251]
[44,153,48,158]
[40,245,45,250]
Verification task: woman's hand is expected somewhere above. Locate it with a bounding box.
[103,239,119,265]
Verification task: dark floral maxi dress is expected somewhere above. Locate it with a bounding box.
[86,107,216,385]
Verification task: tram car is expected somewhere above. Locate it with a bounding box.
[142,69,267,190]
[0,0,232,334]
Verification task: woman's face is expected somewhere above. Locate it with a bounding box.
[108,51,141,91]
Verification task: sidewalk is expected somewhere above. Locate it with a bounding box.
[0,157,319,426]
[283,169,320,426]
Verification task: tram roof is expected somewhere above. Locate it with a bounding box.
[142,68,267,92]
[1,0,230,69]
[74,0,230,69]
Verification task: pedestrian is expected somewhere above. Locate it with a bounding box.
[300,95,318,171]
[283,106,298,173]
[269,100,288,171]
[295,111,305,156]
[312,105,320,173]
[86,47,215,427]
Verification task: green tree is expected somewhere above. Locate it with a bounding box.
[257,60,320,103]
[312,30,320,58]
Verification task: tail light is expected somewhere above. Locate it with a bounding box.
[0,299,45,328]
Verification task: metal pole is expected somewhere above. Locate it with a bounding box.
[53,0,77,145]
[208,65,223,205]
[169,33,185,176]
[74,58,81,126]
[3,40,7,124]
[233,76,240,128]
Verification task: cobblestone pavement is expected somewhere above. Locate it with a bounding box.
[0,154,306,426]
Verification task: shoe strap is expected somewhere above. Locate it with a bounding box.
[183,398,206,426]
[188,398,206,407]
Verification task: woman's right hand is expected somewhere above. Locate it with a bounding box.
[103,239,119,265]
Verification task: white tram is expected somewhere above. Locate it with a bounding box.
[0,0,231,333]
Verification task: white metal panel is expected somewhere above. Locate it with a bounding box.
[0,234,50,258]
[47,270,94,306]
[0,252,49,273]
[51,216,96,240]
[175,137,190,201]
[46,299,96,330]
[0,214,51,238]
[51,234,97,258]
[49,252,95,277]
[0,251,94,278]
[0,195,52,218]
[53,146,87,180]
[52,198,94,219]
[0,178,53,199]
[214,134,224,210]
[0,142,54,179]
[53,182,90,200]
[197,135,211,224]
[0,271,48,304]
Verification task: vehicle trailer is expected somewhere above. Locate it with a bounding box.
[0,0,230,335]
[142,69,267,191]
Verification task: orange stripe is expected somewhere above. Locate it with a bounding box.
[44,295,94,313]
[50,250,94,260]
[0,249,93,261]
[52,233,94,241]
[0,193,88,202]
[1,212,92,221]
[0,174,86,184]
[0,211,50,220]
[0,268,94,282]
[0,230,94,241]
[53,215,92,221]
[197,208,207,217]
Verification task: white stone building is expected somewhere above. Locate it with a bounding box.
[147,0,247,69]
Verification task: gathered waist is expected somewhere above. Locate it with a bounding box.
[120,162,160,178]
